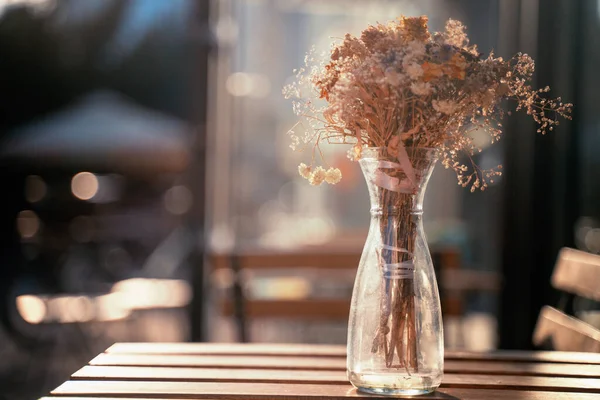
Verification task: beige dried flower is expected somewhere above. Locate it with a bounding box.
[325,168,342,184]
[385,70,404,86]
[308,166,327,186]
[298,163,311,179]
[347,145,364,161]
[405,62,424,80]
[410,81,432,96]
[406,40,427,58]
[361,25,389,53]
[432,99,458,114]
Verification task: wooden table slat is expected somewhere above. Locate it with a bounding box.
[67,368,600,392]
[74,366,348,383]
[91,352,600,378]
[51,381,600,400]
[107,343,347,357]
[91,353,347,370]
[446,350,600,365]
[74,363,600,383]
[445,360,600,378]
[107,343,600,365]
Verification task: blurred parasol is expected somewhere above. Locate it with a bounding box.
[1,90,191,174]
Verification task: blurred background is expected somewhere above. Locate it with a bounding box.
[0,0,596,398]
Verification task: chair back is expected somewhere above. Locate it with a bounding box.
[551,247,600,300]
[534,248,600,352]
[212,246,501,343]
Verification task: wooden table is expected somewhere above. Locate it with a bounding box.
[44,343,600,399]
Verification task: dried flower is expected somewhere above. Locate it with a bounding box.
[347,145,364,161]
[283,15,573,191]
[406,40,427,58]
[308,166,327,186]
[400,15,430,42]
[432,99,458,115]
[405,63,424,80]
[421,61,445,82]
[298,163,311,179]
[385,70,404,86]
[325,168,342,184]
[410,81,432,96]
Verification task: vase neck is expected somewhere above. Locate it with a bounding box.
[359,147,437,216]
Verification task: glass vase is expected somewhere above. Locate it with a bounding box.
[347,147,443,396]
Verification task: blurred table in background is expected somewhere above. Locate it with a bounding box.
[45,342,600,399]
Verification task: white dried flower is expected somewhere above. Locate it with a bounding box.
[410,81,432,96]
[406,40,426,57]
[347,145,364,161]
[325,167,342,184]
[308,166,326,186]
[432,99,457,114]
[289,134,300,150]
[298,163,312,179]
[404,63,424,80]
[385,70,404,86]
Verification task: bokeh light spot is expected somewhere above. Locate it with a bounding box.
[17,210,40,239]
[164,185,193,215]
[71,172,99,200]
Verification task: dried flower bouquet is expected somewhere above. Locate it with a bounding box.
[284,16,572,376]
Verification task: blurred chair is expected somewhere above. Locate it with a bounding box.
[211,248,359,342]
[211,246,500,344]
[534,247,600,352]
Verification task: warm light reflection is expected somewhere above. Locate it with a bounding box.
[71,172,99,200]
[226,72,271,98]
[16,295,46,324]
[16,293,130,324]
[67,295,95,322]
[111,278,192,310]
[15,278,191,324]
[258,209,336,249]
[96,293,130,321]
[17,210,40,239]
[250,277,311,300]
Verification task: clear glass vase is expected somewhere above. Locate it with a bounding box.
[347,147,443,396]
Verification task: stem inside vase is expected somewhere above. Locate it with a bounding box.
[372,193,419,373]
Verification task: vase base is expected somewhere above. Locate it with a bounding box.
[356,386,435,396]
[349,371,441,397]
